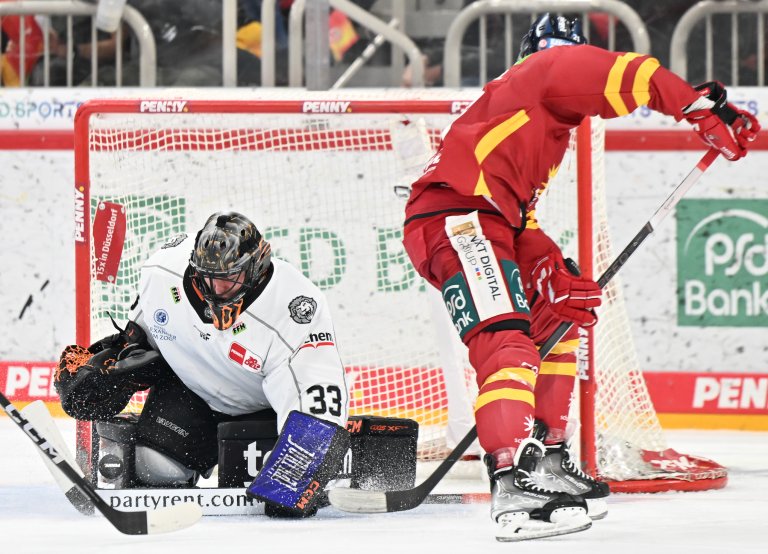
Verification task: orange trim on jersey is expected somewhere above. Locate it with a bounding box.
[475,388,535,411]
[632,57,661,107]
[539,361,577,377]
[473,110,530,196]
[604,52,643,116]
[483,367,537,388]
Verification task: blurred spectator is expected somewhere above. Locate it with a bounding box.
[1,10,44,86]
[62,0,262,87]
[116,0,261,86]
[235,0,291,86]
[605,1,754,85]
[401,3,522,87]
[29,16,119,86]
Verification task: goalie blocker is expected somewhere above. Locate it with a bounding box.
[244,412,418,517]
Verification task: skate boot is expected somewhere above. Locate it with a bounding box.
[486,438,591,542]
[533,419,610,520]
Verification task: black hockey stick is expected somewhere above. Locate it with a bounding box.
[0,391,202,534]
[328,148,720,514]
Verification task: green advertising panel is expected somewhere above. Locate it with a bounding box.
[677,199,768,327]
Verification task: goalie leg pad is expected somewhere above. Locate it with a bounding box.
[96,415,139,489]
[134,445,200,487]
[217,413,278,487]
[246,411,350,517]
[96,415,201,488]
[346,415,418,491]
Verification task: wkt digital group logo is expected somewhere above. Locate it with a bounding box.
[677,199,768,327]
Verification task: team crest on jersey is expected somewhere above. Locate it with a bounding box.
[161,233,187,249]
[228,342,263,374]
[232,322,247,335]
[153,309,169,326]
[288,296,317,324]
[170,287,181,304]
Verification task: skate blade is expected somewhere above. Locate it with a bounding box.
[587,498,608,520]
[496,514,592,542]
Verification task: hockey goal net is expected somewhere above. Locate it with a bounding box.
[73,90,726,492]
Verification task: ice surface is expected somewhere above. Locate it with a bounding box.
[1,418,767,553]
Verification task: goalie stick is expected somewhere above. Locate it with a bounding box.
[328,148,720,514]
[0,392,202,535]
[21,400,94,515]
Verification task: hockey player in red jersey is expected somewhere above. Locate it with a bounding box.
[403,13,760,541]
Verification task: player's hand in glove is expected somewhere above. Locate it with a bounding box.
[56,320,166,420]
[531,255,601,327]
[684,81,760,161]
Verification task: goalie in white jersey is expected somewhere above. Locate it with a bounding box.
[56,212,353,517]
[138,211,348,421]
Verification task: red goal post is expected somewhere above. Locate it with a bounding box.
[73,92,726,492]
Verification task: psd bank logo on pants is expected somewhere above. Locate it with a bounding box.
[677,199,768,326]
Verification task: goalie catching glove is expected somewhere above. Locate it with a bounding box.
[531,254,601,327]
[56,320,166,420]
[684,81,760,161]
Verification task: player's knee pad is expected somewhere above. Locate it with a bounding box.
[95,415,200,488]
[216,418,278,488]
[345,415,419,491]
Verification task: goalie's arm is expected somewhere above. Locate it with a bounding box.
[269,300,349,429]
[56,320,168,421]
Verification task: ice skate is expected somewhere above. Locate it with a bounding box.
[533,420,610,519]
[487,438,591,542]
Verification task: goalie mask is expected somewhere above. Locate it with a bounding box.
[518,13,587,60]
[189,212,271,330]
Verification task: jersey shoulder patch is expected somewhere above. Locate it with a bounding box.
[288,296,317,324]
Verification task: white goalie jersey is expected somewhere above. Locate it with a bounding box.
[130,234,349,430]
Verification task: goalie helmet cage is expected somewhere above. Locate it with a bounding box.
[73,91,726,493]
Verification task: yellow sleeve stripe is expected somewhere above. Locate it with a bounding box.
[473,110,530,196]
[632,57,661,107]
[538,338,580,355]
[482,367,537,388]
[474,171,491,196]
[539,361,577,377]
[604,52,642,116]
[475,388,535,411]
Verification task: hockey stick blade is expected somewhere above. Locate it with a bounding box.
[329,425,478,513]
[329,148,719,515]
[21,401,95,515]
[0,392,202,535]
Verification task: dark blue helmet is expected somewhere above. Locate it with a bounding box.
[518,13,588,60]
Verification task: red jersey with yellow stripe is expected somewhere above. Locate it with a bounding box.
[406,45,701,229]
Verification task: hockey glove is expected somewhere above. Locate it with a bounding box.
[684,81,760,161]
[55,320,166,420]
[531,255,601,327]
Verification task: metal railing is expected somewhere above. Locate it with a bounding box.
[261,0,425,87]
[671,0,768,86]
[443,0,650,87]
[0,0,156,87]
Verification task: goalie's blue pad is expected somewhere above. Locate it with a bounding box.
[246,411,350,516]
